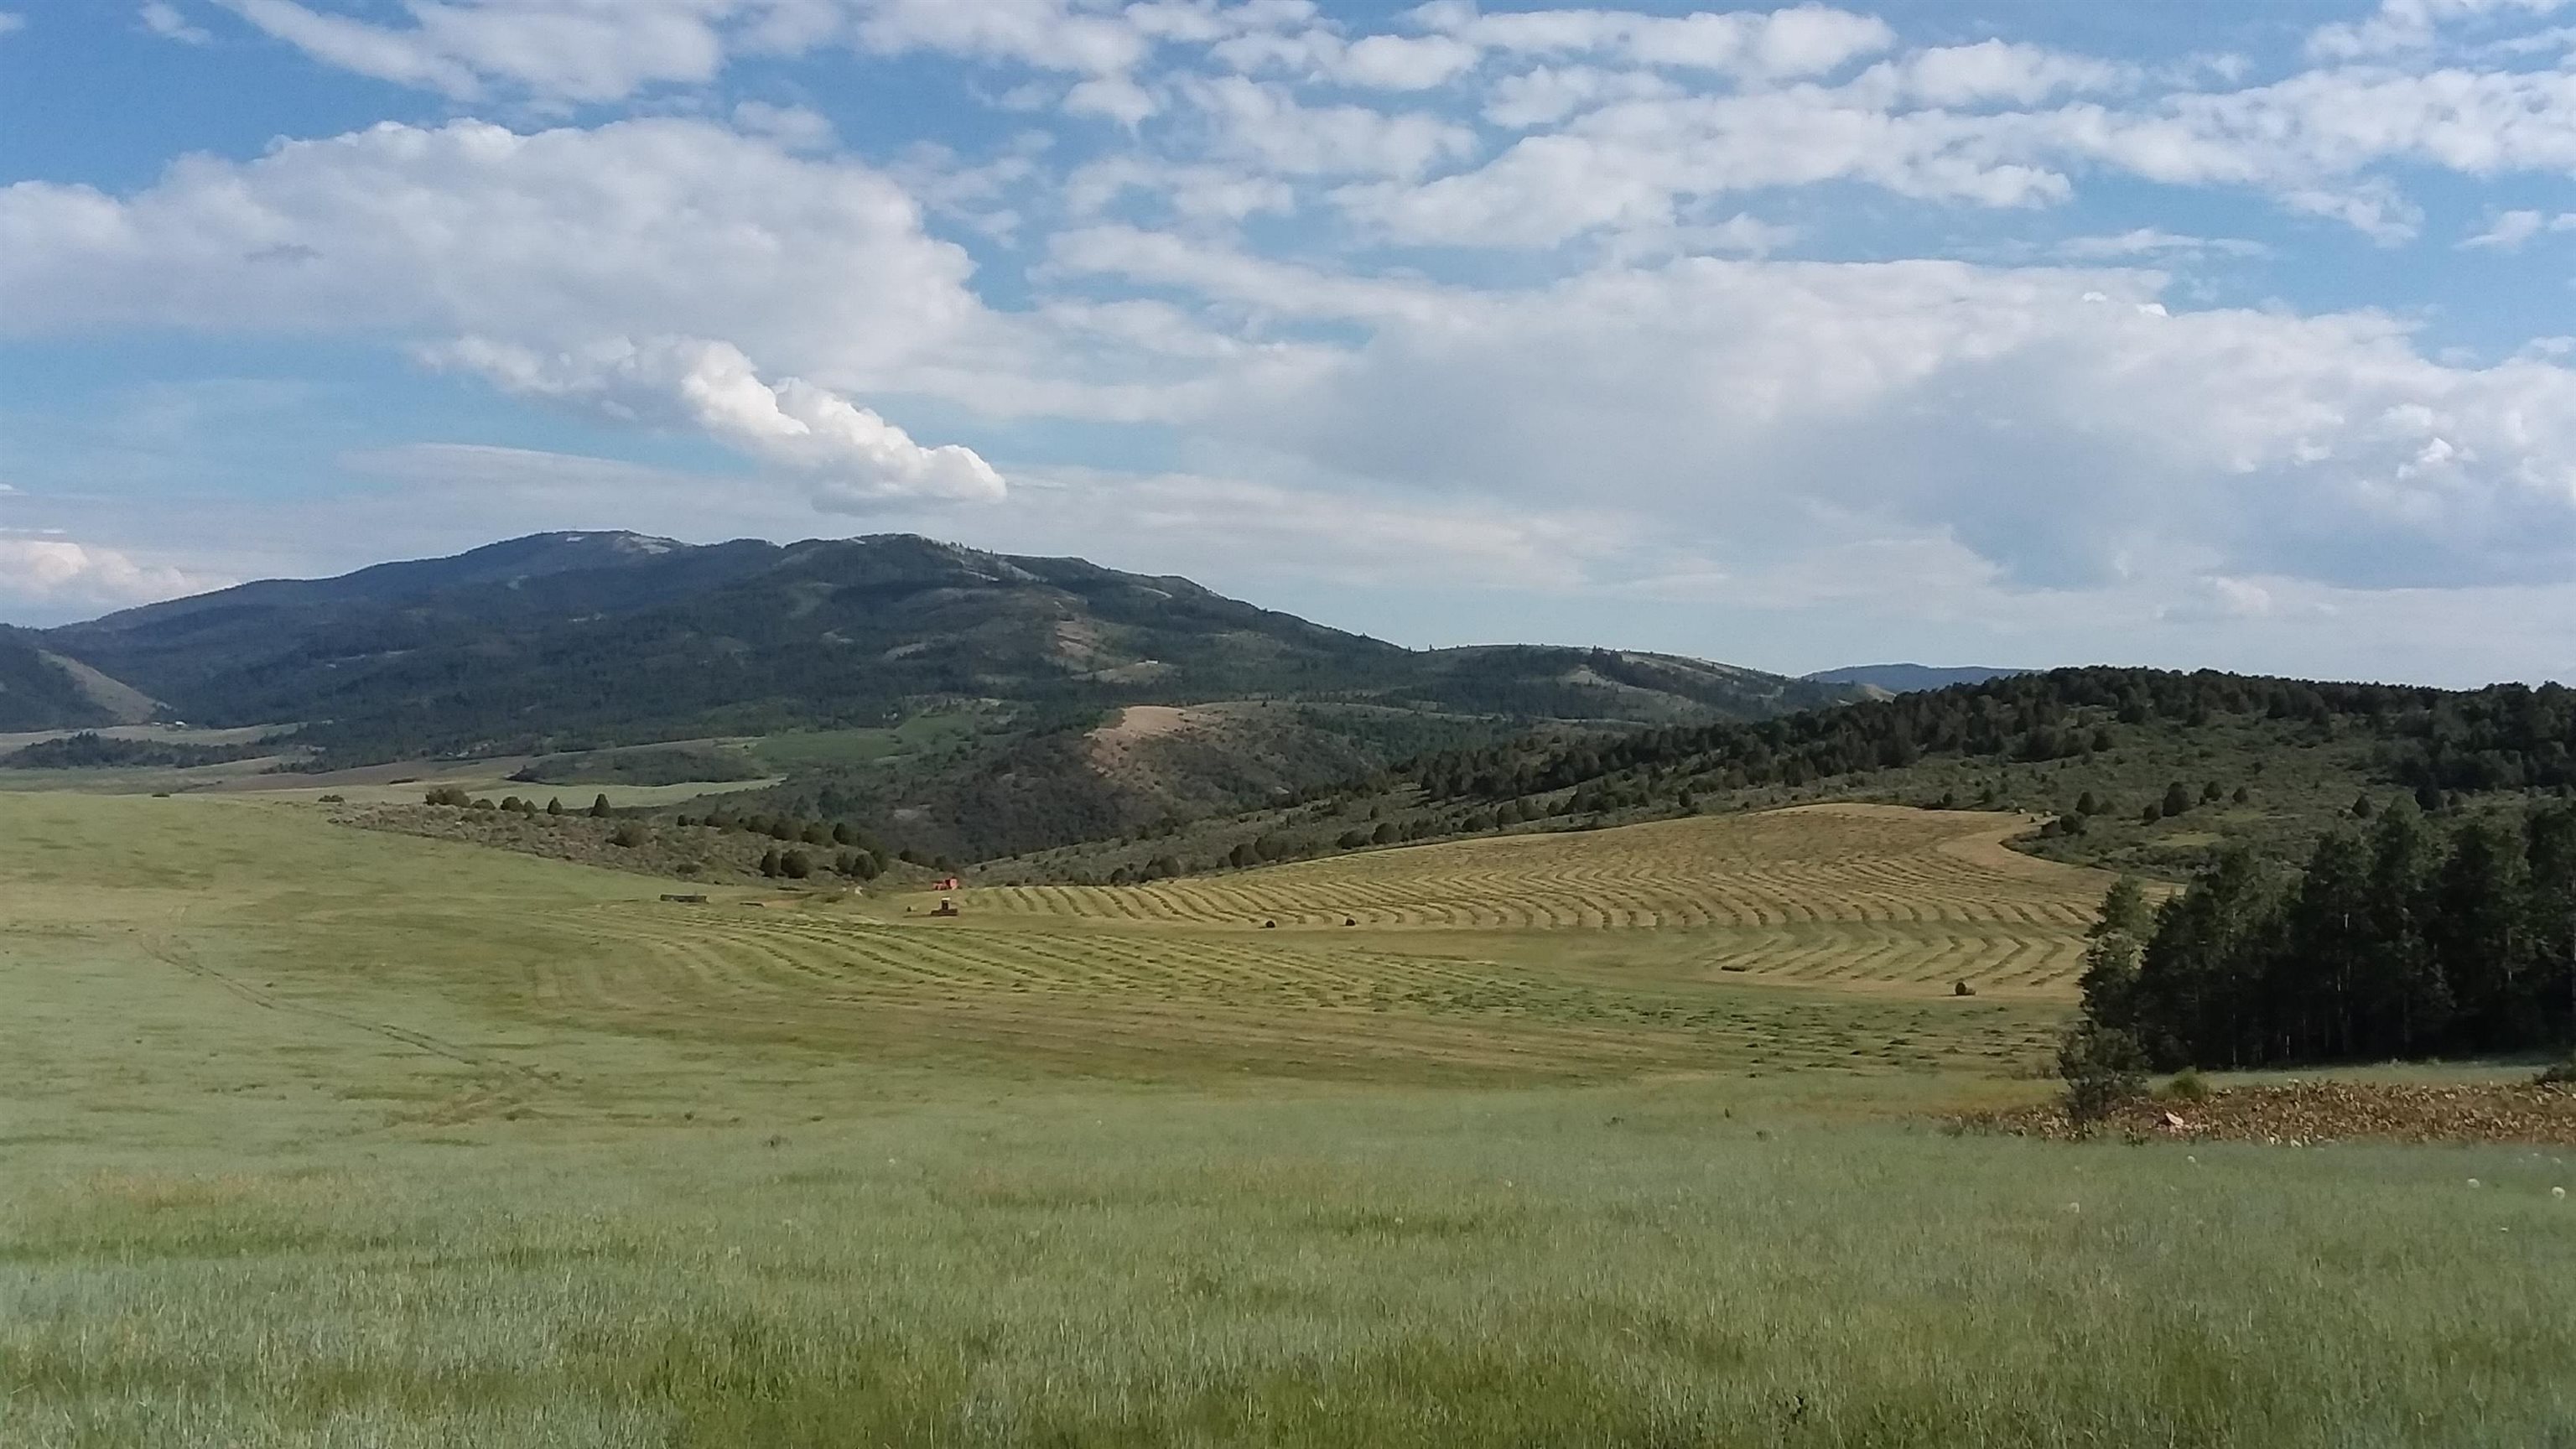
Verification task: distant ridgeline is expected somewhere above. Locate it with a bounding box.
[1400,667,2575,808]
[34,532,1856,766]
[2075,802,2576,1069]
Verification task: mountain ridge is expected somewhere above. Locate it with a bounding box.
[26,532,1862,856]
[1803,663,2028,693]
[40,532,1859,759]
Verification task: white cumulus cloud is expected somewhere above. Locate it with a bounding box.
[0,117,1003,501]
[0,536,210,609]
[434,336,1005,504]
[141,3,214,43]
[1084,250,2576,592]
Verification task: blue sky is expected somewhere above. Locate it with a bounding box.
[2,0,2573,686]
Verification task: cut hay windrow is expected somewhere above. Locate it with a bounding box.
[963,806,2111,936]
[535,901,2064,1082]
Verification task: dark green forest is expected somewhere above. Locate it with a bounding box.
[0,732,276,771]
[1405,667,2576,807]
[2075,803,2576,1069]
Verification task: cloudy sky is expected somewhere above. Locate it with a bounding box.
[3,0,2573,685]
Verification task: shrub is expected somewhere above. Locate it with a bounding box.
[757,848,782,878]
[316,793,345,804]
[589,794,612,818]
[546,797,564,816]
[2536,1059,2576,1087]
[424,786,471,807]
[2057,1022,2148,1130]
[608,823,643,849]
[2161,1067,2211,1102]
[780,849,812,880]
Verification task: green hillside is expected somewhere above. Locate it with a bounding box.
[979,667,2576,885]
[0,626,154,731]
[32,532,1861,858]
[43,532,1856,764]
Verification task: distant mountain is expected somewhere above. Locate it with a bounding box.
[45,532,1859,761]
[47,531,772,711]
[0,626,159,732]
[1803,663,2027,694]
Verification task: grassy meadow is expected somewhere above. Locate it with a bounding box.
[3,792,2572,1446]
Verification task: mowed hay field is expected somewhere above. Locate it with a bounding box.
[973,805,2105,931]
[6,792,2574,1447]
[971,805,2114,996]
[530,804,2103,1078]
[543,903,2067,1080]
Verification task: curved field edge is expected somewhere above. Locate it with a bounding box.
[960,805,2116,932]
[950,805,2115,1000]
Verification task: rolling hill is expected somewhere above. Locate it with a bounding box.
[0,626,160,731]
[1805,664,2026,693]
[44,532,1856,761]
[983,666,2576,886]
[29,532,1861,856]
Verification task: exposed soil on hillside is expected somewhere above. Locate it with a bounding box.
[1088,704,1209,756]
[1963,1080,2576,1146]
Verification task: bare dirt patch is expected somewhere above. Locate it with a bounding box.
[1091,704,1206,745]
[1963,1080,2576,1146]
[1086,704,1224,781]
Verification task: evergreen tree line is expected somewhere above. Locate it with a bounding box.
[2075,803,2576,1069]
[1401,667,2576,806]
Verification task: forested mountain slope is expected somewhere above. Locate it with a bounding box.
[0,626,158,731]
[41,532,1856,764]
[983,667,2576,885]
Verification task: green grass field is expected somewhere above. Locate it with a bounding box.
[747,709,989,773]
[3,792,2571,1446]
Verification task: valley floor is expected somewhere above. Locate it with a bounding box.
[2,794,2569,1446]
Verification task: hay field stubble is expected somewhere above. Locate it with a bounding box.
[3,792,2571,1447]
